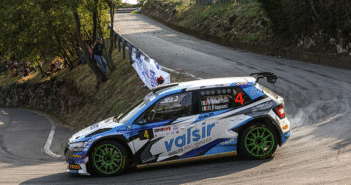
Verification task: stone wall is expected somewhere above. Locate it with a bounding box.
[0,79,87,118]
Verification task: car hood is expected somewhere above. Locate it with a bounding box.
[69,117,123,143]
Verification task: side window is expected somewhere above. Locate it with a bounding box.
[144,92,192,123]
[199,87,252,113]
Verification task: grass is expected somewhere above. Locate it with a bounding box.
[144,0,267,44]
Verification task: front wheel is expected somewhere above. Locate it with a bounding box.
[239,123,278,159]
[90,140,128,176]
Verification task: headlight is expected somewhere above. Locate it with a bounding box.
[69,142,86,151]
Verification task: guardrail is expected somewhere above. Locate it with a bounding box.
[111,28,170,89]
[115,8,137,13]
[179,0,257,4]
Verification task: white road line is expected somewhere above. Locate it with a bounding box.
[42,114,62,158]
[29,110,63,158]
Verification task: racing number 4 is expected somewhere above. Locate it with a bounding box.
[144,130,149,139]
[235,92,244,105]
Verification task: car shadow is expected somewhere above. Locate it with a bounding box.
[20,155,273,185]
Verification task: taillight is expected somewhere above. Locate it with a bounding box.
[274,105,285,119]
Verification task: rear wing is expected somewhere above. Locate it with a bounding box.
[250,72,278,84]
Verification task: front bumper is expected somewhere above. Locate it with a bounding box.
[65,146,90,175]
[66,159,90,176]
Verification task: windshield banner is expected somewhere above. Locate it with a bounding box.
[131,47,170,90]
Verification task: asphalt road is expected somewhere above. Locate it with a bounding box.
[1,13,351,184]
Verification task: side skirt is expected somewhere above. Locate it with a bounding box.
[136,151,237,169]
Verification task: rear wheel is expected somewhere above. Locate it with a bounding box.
[90,140,128,176]
[239,123,278,159]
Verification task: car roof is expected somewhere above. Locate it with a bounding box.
[180,76,256,91]
[154,76,256,96]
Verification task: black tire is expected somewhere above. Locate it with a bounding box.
[89,140,128,176]
[239,122,278,159]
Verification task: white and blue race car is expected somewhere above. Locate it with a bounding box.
[65,72,291,176]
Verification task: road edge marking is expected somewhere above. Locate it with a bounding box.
[28,110,63,158]
[41,114,62,158]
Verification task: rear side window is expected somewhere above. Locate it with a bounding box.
[232,86,251,107]
[199,88,234,112]
[199,87,252,113]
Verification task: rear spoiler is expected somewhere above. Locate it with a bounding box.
[250,72,278,84]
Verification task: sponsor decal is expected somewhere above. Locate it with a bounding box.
[90,124,99,130]
[282,125,289,131]
[122,156,126,169]
[200,86,206,89]
[168,137,212,156]
[215,84,224,87]
[252,102,274,113]
[154,126,179,138]
[236,82,248,86]
[202,104,229,111]
[164,122,216,152]
[220,138,237,146]
[104,119,111,123]
[201,96,229,105]
[141,156,156,163]
[69,164,81,170]
[250,89,261,97]
[197,112,215,121]
[139,129,154,140]
[73,154,82,158]
[201,94,232,112]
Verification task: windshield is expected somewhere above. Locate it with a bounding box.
[119,101,146,124]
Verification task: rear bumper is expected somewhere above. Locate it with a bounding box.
[281,131,291,145]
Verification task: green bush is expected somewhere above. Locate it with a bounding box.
[257,0,351,41]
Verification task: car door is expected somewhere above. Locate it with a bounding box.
[131,91,198,164]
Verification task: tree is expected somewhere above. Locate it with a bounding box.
[70,0,108,83]
[105,0,120,72]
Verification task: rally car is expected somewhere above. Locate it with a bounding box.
[65,72,291,176]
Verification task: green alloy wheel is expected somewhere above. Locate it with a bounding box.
[90,140,128,176]
[239,123,278,159]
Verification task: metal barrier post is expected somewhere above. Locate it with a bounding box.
[118,36,121,52]
[122,40,126,59]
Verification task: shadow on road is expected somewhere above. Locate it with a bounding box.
[20,156,273,185]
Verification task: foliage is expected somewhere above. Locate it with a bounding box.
[257,0,351,41]
[0,0,112,75]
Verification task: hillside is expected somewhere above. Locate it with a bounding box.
[0,48,195,130]
[142,0,351,69]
